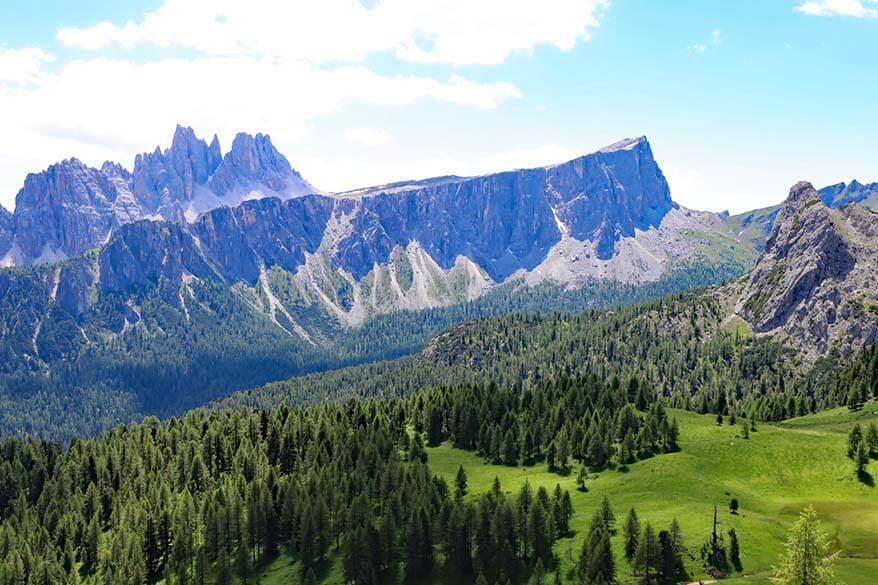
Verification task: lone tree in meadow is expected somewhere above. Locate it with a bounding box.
[770,506,838,585]
[854,440,870,480]
[847,424,863,459]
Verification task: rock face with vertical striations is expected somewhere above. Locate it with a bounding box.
[0,131,761,369]
[9,158,141,264]
[0,205,12,262]
[736,181,878,358]
[331,136,676,284]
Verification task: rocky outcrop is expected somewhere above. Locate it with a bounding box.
[11,158,141,263]
[0,205,12,261]
[208,132,313,198]
[736,182,878,357]
[132,125,222,214]
[5,126,317,265]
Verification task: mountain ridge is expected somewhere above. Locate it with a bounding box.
[1,125,316,266]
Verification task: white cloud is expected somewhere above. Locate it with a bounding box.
[712,29,721,44]
[1,0,610,208]
[796,0,878,16]
[687,44,707,53]
[57,0,609,66]
[346,128,391,146]
[0,46,55,84]
[0,55,519,208]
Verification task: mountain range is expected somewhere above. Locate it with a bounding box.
[0,126,875,438]
[0,129,759,338]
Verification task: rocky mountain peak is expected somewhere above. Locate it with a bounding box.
[3,126,319,265]
[546,135,672,259]
[785,180,820,207]
[208,132,314,197]
[819,179,878,209]
[597,135,648,153]
[736,181,877,357]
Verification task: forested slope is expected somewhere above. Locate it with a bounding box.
[220,289,871,421]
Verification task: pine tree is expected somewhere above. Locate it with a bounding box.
[658,530,683,585]
[580,512,615,585]
[455,465,468,500]
[557,431,570,471]
[634,523,660,584]
[847,423,862,459]
[599,495,615,531]
[729,528,741,571]
[867,423,878,456]
[531,557,546,584]
[770,506,838,585]
[623,507,640,560]
[855,440,870,478]
[527,500,552,564]
[576,466,588,492]
[83,513,100,571]
[236,537,250,580]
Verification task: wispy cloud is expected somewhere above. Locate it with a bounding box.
[796,0,878,17]
[687,28,721,53]
[0,46,55,84]
[56,0,610,66]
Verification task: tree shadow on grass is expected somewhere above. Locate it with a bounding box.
[857,469,874,487]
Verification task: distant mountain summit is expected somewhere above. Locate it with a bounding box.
[1,125,316,266]
[735,181,878,358]
[818,180,878,210]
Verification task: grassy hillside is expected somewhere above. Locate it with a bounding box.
[252,405,877,584]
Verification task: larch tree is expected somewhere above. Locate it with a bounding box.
[770,506,838,585]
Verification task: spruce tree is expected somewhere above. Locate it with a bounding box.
[848,423,863,459]
[634,523,660,584]
[455,465,468,500]
[599,495,615,531]
[728,528,741,571]
[623,507,640,560]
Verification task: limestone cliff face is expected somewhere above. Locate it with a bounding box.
[0,205,12,261]
[0,133,746,344]
[736,182,878,357]
[332,136,674,282]
[10,158,141,263]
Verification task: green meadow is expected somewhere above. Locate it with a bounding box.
[253,405,877,584]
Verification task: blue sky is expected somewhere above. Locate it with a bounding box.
[0,0,876,213]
